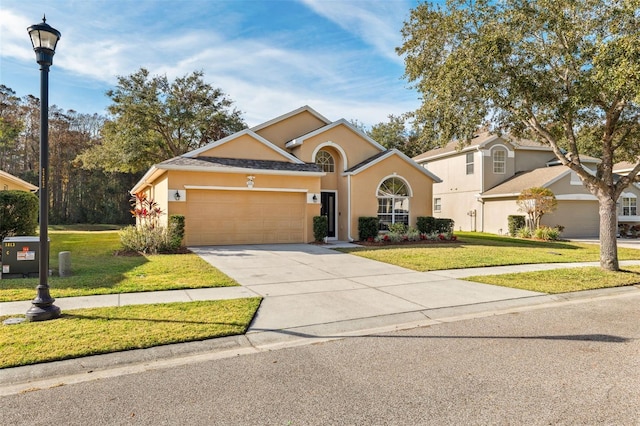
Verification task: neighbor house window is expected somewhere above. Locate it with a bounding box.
[622,197,637,216]
[466,152,474,175]
[434,198,442,212]
[493,149,506,174]
[316,150,335,172]
[377,177,410,230]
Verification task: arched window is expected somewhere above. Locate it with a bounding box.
[377,177,410,230]
[316,150,335,172]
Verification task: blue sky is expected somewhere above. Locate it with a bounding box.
[1,0,423,127]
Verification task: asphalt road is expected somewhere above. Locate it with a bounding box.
[1,292,639,425]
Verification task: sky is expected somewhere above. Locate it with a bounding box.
[0,0,424,128]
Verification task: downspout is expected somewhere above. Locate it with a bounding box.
[480,147,485,232]
[347,173,353,241]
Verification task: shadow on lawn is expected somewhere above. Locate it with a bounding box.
[64,312,247,327]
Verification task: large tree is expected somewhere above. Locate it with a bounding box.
[78,68,247,173]
[368,114,430,158]
[398,0,640,271]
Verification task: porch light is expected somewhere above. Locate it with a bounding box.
[174,190,181,201]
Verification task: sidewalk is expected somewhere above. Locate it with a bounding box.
[2,243,640,394]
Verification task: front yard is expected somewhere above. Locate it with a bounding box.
[1,229,259,369]
[340,231,640,293]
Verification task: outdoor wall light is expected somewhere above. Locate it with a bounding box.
[174,190,181,201]
[26,16,61,322]
[313,194,318,202]
[247,175,255,188]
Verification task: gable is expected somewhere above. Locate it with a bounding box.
[0,170,38,191]
[252,106,331,150]
[194,132,294,163]
[288,120,385,168]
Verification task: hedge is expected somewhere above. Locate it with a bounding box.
[358,217,379,241]
[313,215,328,242]
[0,190,39,242]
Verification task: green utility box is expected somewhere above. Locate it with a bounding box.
[1,236,48,279]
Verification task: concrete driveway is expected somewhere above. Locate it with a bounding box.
[191,244,543,345]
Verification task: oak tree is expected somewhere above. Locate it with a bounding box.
[79,68,246,173]
[398,0,640,270]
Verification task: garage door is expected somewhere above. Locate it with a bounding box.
[185,190,306,245]
[543,200,600,238]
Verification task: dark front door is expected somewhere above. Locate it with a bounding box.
[320,192,336,238]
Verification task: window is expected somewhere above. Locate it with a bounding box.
[434,198,441,212]
[622,197,637,216]
[493,149,506,174]
[466,152,474,175]
[316,150,335,172]
[377,177,409,230]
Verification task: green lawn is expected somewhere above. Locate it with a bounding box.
[0,298,261,369]
[1,229,261,369]
[466,266,640,293]
[0,231,237,302]
[340,231,640,294]
[340,232,640,271]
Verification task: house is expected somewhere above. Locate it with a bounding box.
[413,133,640,238]
[131,106,441,246]
[0,170,38,192]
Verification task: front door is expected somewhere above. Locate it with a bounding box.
[320,191,336,238]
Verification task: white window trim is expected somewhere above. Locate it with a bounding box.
[493,149,506,174]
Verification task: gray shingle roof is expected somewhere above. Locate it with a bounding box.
[161,156,322,173]
[344,150,391,173]
[482,166,569,197]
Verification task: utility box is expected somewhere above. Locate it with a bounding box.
[1,236,48,279]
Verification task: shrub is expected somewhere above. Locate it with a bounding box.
[313,215,328,242]
[516,226,533,239]
[434,218,454,234]
[358,217,379,241]
[120,224,180,254]
[508,215,526,237]
[388,222,407,234]
[534,226,561,241]
[169,215,185,248]
[0,190,39,242]
[416,216,436,234]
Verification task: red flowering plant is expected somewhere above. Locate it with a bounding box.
[130,191,164,229]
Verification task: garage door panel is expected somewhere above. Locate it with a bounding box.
[186,190,306,245]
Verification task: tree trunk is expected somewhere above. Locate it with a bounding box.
[598,196,619,271]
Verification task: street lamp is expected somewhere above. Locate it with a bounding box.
[25,16,61,322]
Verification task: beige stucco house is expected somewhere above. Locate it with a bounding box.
[132,106,441,246]
[0,170,38,192]
[413,133,640,238]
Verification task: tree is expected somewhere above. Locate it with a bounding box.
[517,187,557,230]
[398,0,640,271]
[78,68,247,174]
[368,114,430,158]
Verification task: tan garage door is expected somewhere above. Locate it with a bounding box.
[542,200,600,238]
[185,190,306,245]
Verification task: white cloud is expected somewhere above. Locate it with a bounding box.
[1,1,420,128]
[300,0,412,63]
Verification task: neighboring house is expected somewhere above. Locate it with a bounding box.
[132,106,441,246]
[0,170,38,192]
[413,133,640,238]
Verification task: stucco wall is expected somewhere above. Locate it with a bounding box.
[197,134,289,161]
[350,155,433,240]
[254,110,328,150]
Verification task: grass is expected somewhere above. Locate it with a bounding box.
[466,266,640,293]
[0,230,237,302]
[340,232,640,271]
[0,298,261,369]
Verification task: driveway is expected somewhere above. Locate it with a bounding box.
[191,244,543,343]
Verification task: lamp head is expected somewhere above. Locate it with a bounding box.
[28,16,61,66]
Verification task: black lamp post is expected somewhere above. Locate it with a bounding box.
[25,16,61,322]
